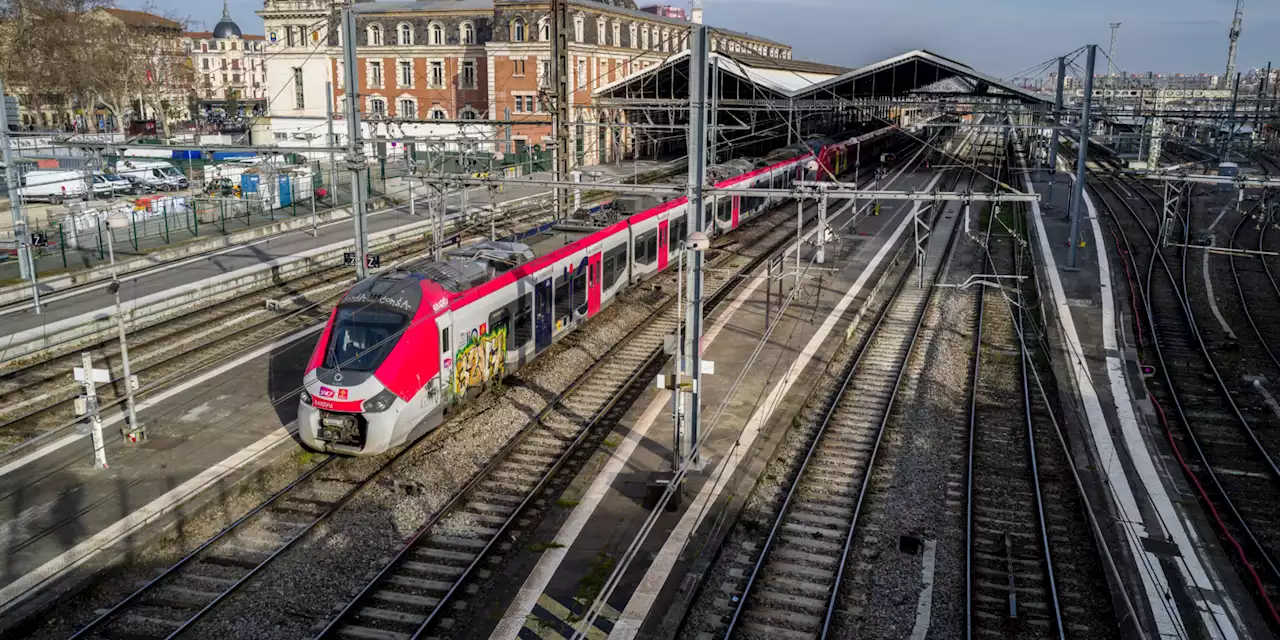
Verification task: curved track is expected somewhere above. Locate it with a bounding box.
[1091,172,1280,631]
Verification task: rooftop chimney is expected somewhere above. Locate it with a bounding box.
[691,0,703,24]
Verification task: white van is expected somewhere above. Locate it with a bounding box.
[17,169,90,203]
[117,159,189,192]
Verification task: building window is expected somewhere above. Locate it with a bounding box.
[611,21,620,47]
[538,17,549,42]
[369,61,383,88]
[461,22,475,44]
[512,58,526,76]
[596,17,605,43]
[201,42,208,52]
[663,29,671,52]
[294,67,307,108]
[461,60,476,89]
[219,41,225,50]
[641,27,649,49]
[461,108,477,120]
[394,22,411,46]
[222,73,228,83]
[398,99,416,118]
[201,58,209,70]
[232,59,240,70]
[511,18,525,42]
[576,59,585,89]
[233,73,241,83]
[429,22,443,45]
[538,59,550,87]
[368,24,383,46]
[573,13,584,42]
[430,60,444,88]
[230,41,237,50]
[628,23,637,49]
[369,98,386,116]
[336,61,344,88]
[399,60,413,87]
[431,108,446,120]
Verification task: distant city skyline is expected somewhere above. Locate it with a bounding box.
[129,0,1280,78]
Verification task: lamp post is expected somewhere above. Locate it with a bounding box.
[105,211,143,443]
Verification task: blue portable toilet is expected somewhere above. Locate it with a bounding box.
[240,173,261,194]
[278,174,293,207]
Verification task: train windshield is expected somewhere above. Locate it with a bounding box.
[322,306,409,372]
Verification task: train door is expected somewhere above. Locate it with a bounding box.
[731,195,741,228]
[657,220,670,270]
[534,278,553,352]
[587,251,602,316]
[437,313,454,402]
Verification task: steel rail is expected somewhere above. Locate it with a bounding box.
[1092,173,1280,629]
[1227,206,1280,374]
[719,156,968,638]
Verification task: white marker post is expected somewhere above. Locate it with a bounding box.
[75,352,110,469]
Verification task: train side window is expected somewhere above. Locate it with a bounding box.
[441,327,449,353]
[488,307,510,344]
[668,217,687,252]
[512,296,533,349]
[716,197,732,222]
[635,229,657,265]
[603,244,627,289]
[571,270,587,313]
[554,274,572,319]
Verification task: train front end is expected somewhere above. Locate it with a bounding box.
[299,274,449,456]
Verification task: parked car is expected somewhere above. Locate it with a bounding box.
[91,172,136,199]
[17,169,90,203]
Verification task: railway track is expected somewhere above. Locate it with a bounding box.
[966,144,1117,639]
[709,175,963,638]
[1091,172,1280,632]
[55,142,924,640]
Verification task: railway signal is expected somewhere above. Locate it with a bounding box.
[73,352,110,469]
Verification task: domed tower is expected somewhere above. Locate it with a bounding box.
[212,0,242,39]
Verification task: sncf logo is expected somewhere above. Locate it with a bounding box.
[318,387,336,398]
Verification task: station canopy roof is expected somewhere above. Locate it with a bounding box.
[594,48,1051,105]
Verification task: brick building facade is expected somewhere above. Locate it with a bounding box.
[259,0,789,166]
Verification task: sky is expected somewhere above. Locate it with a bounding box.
[132,0,1280,78]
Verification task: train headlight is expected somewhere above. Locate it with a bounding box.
[300,389,313,406]
[362,389,397,413]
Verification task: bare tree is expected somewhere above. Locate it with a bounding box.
[0,0,111,129]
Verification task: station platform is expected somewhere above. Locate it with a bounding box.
[1020,157,1265,640]
[0,159,672,341]
[470,159,948,640]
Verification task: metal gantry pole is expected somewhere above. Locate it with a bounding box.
[683,22,709,467]
[1068,44,1097,269]
[1046,57,1066,210]
[816,189,828,264]
[0,79,40,312]
[341,7,369,279]
[551,0,571,220]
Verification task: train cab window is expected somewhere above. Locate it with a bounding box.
[488,307,510,343]
[323,307,407,371]
[635,229,657,265]
[512,296,533,348]
[603,244,627,289]
[554,274,572,319]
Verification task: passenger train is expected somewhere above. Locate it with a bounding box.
[299,126,907,455]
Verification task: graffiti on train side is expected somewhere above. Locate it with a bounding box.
[454,325,507,396]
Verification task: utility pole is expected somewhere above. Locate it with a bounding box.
[682,22,710,468]
[1068,44,1097,269]
[551,0,571,220]
[1105,23,1120,139]
[1253,62,1270,156]
[341,6,369,279]
[0,80,40,313]
[325,80,336,213]
[1224,0,1243,90]
[1223,72,1242,162]
[79,351,108,469]
[1047,57,1066,209]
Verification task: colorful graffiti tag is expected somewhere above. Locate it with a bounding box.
[454,327,507,396]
